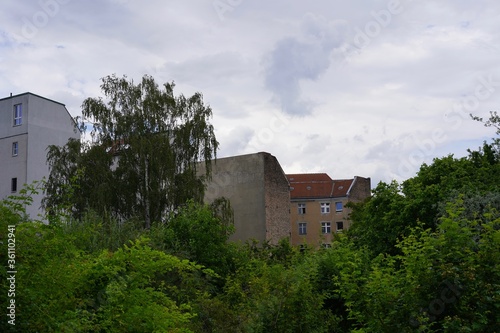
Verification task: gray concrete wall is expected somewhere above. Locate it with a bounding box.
[201,153,267,243]
[200,152,290,244]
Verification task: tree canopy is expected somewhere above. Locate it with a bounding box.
[348,140,500,257]
[44,74,219,228]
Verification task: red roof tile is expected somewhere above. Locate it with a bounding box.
[287,173,332,182]
[331,179,354,197]
[287,173,353,199]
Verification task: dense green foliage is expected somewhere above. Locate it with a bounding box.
[2,186,498,332]
[348,141,500,258]
[1,86,499,331]
[3,160,500,333]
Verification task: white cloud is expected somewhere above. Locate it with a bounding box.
[1,0,499,187]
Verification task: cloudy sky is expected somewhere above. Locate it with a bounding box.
[1,0,499,186]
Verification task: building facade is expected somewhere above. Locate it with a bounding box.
[287,173,370,247]
[199,152,291,245]
[0,93,79,218]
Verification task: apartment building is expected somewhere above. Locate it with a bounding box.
[287,173,370,247]
[0,92,79,218]
[199,152,291,245]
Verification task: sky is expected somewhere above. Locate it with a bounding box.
[1,0,499,186]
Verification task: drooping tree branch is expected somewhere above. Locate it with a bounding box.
[45,74,219,227]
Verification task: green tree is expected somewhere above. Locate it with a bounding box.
[72,238,204,333]
[349,145,500,257]
[402,149,500,230]
[44,74,219,228]
[150,200,235,277]
[44,138,115,220]
[336,198,500,332]
[0,203,213,332]
[347,180,408,256]
[223,255,334,333]
[471,110,500,152]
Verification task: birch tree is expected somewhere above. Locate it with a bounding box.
[45,74,218,228]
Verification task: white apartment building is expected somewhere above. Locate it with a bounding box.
[0,92,80,218]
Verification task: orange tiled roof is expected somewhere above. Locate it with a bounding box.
[286,173,353,199]
[331,179,354,197]
[287,173,332,182]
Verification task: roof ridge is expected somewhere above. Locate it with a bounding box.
[289,180,331,182]
[286,172,329,174]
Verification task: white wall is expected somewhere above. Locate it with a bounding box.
[0,94,29,205]
[0,93,80,219]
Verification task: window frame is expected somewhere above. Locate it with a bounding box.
[13,104,22,126]
[320,202,330,214]
[321,221,331,234]
[11,178,18,193]
[298,222,307,235]
[12,142,19,156]
[336,221,344,232]
[298,203,306,215]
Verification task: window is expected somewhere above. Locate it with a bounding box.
[298,203,306,214]
[336,221,344,232]
[11,178,17,193]
[298,222,307,235]
[320,202,330,214]
[321,222,331,234]
[335,201,343,212]
[13,104,22,126]
[321,243,332,249]
[12,142,18,156]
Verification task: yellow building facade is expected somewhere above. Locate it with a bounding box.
[287,174,370,247]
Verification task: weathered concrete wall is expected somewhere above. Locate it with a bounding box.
[200,152,290,244]
[263,153,291,245]
[348,176,371,202]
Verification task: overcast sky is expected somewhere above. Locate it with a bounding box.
[2,0,499,186]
